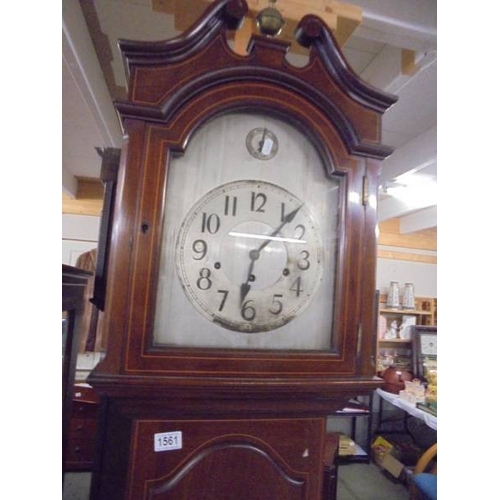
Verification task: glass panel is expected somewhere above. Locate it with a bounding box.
[153,113,340,351]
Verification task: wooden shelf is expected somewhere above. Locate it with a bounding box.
[379,339,411,344]
[379,308,432,315]
[330,396,373,466]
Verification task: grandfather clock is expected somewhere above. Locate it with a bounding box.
[88,1,397,498]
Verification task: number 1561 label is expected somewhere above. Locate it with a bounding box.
[154,431,182,452]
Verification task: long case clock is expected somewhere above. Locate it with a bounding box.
[88,1,397,498]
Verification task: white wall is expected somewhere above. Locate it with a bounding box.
[62,214,101,265]
[62,213,102,375]
[376,258,437,298]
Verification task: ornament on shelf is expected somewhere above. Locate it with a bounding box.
[399,379,426,404]
[399,315,416,340]
[384,320,399,339]
[386,281,400,308]
[402,282,415,309]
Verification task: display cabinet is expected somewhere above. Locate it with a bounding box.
[376,294,437,374]
[64,384,100,471]
[87,1,397,498]
[62,264,92,476]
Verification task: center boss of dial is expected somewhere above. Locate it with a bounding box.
[220,220,288,291]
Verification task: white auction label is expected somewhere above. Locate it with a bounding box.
[154,431,182,452]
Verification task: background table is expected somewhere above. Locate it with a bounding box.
[375,388,437,431]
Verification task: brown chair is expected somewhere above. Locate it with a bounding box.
[409,442,437,500]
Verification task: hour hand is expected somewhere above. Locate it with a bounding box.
[240,282,251,305]
[240,250,258,305]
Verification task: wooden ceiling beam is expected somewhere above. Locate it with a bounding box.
[255,0,362,47]
[378,219,436,251]
[152,0,362,51]
[62,178,104,216]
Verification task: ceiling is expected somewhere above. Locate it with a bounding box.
[62,0,437,233]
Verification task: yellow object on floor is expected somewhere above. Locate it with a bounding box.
[339,433,356,456]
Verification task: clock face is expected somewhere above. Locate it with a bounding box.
[175,180,323,333]
[420,334,437,356]
[153,112,340,351]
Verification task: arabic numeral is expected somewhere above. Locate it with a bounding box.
[269,294,283,315]
[154,431,183,452]
[241,300,256,321]
[158,435,177,447]
[201,212,220,234]
[192,239,207,260]
[217,290,229,311]
[294,224,305,240]
[224,195,237,216]
[297,250,310,270]
[290,277,303,297]
[251,192,267,213]
[196,268,212,290]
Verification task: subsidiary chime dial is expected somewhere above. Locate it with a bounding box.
[246,127,279,160]
[176,180,324,333]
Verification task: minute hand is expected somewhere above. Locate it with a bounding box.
[239,204,304,306]
[257,204,303,252]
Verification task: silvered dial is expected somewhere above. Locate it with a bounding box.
[175,180,323,333]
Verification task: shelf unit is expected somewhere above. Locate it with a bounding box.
[331,396,372,464]
[376,295,437,374]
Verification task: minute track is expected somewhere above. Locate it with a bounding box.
[175,180,324,333]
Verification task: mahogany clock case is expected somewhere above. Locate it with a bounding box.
[86,2,397,498]
[89,0,397,388]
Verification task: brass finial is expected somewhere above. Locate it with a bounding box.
[255,0,285,37]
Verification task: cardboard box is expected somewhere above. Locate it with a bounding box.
[380,452,405,479]
[371,435,421,480]
[338,434,356,456]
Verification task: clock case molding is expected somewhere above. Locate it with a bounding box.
[89,0,397,404]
